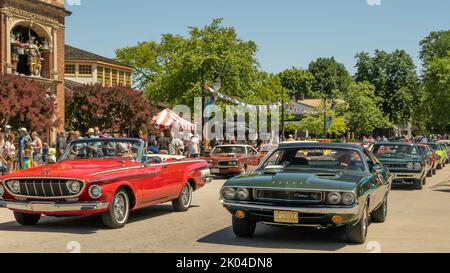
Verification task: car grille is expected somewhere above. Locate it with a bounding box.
[254,189,323,203]
[5,178,84,199]
[385,163,408,169]
[218,161,237,167]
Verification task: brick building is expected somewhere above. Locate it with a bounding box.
[0,0,71,142]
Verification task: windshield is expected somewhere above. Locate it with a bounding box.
[261,148,366,172]
[61,139,142,161]
[373,144,419,156]
[418,146,429,154]
[428,143,441,151]
[211,146,246,155]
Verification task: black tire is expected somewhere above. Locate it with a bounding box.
[414,179,424,190]
[101,189,130,229]
[14,212,41,226]
[433,168,437,175]
[172,182,193,212]
[232,216,256,238]
[346,203,369,244]
[371,196,388,223]
[427,169,433,177]
[437,164,443,170]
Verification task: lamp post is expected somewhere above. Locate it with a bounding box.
[200,58,217,152]
[281,81,296,141]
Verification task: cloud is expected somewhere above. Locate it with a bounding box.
[367,0,382,6]
[66,0,81,6]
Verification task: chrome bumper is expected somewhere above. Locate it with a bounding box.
[392,171,424,180]
[222,200,360,215]
[0,200,109,213]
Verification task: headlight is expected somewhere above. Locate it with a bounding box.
[66,181,82,194]
[0,185,4,198]
[342,192,356,205]
[200,169,211,178]
[407,163,414,170]
[327,192,342,205]
[414,163,422,170]
[88,185,103,199]
[7,180,20,194]
[236,188,250,201]
[222,188,236,200]
[228,161,238,166]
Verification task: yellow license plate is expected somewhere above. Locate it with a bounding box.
[274,211,299,224]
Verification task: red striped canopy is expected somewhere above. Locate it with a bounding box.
[152,108,196,131]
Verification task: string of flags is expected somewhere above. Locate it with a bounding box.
[204,84,314,114]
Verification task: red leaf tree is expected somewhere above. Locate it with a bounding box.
[0,75,59,131]
[65,85,159,136]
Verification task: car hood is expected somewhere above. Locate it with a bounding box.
[225,169,369,192]
[2,160,141,180]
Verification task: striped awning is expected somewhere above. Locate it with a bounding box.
[152,108,196,131]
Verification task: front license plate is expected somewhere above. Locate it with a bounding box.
[274,211,299,224]
[211,168,220,174]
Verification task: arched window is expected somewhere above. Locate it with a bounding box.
[11,25,50,77]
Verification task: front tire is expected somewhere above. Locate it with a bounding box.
[346,203,369,244]
[172,182,193,212]
[232,216,256,237]
[414,178,424,190]
[371,196,388,223]
[101,189,130,229]
[14,212,41,226]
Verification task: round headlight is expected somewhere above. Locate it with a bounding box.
[327,192,342,205]
[407,163,414,170]
[66,181,81,194]
[7,180,20,194]
[342,192,356,205]
[414,163,422,170]
[88,185,103,199]
[236,188,250,201]
[0,185,4,198]
[222,188,236,200]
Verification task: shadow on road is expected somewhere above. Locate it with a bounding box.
[197,224,350,251]
[0,204,177,235]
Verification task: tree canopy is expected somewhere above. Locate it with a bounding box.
[308,57,351,99]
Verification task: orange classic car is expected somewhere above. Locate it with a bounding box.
[204,145,262,177]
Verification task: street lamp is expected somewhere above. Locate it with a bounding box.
[281,81,296,141]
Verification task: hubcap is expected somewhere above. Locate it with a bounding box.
[181,184,192,207]
[113,193,128,224]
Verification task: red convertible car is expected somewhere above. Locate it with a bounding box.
[205,145,262,177]
[0,139,211,228]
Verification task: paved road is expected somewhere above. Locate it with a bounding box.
[1,166,449,253]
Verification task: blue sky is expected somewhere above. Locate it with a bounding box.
[65,0,450,74]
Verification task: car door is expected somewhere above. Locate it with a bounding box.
[159,160,186,199]
[140,163,168,205]
[363,151,384,210]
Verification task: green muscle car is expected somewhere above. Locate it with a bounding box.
[220,143,392,244]
[372,142,428,190]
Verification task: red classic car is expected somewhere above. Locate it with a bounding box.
[418,144,438,176]
[205,145,262,177]
[0,138,211,228]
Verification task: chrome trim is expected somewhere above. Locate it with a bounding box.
[253,188,324,203]
[222,186,356,194]
[3,178,86,200]
[391,171,424,180]
[90,166,145,176]
[222,200,360,215]
[0,200,109,213]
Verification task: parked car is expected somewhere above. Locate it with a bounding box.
[258,144,278,157]
[418,144,438,176]
[428,143,448,169]
[372,142,428,190]
[204,145,262,177]
[437,141,450,164]
[220,143,392,244]
[0,138,211,228]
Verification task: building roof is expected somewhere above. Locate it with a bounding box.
[65,45,133,69]
[296,99,323,108]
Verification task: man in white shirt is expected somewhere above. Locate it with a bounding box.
[189,134,200,158]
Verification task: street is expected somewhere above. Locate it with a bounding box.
[0,166,449,253]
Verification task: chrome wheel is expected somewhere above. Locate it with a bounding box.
[113,192,129,224]
[181,183,192,207]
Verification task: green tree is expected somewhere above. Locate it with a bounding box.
[345,82,390,135]
[278,67,316,99]
[308,57,351,99]
[115,19,281,107]
[420,30,450,65]
[354,50,418,126]
[422,56,450,133]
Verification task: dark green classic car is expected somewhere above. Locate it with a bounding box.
[220,143,392,244]
[372,142,428,190]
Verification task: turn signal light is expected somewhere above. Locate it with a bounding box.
[235,210,246,219]
[332,215,344,224]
